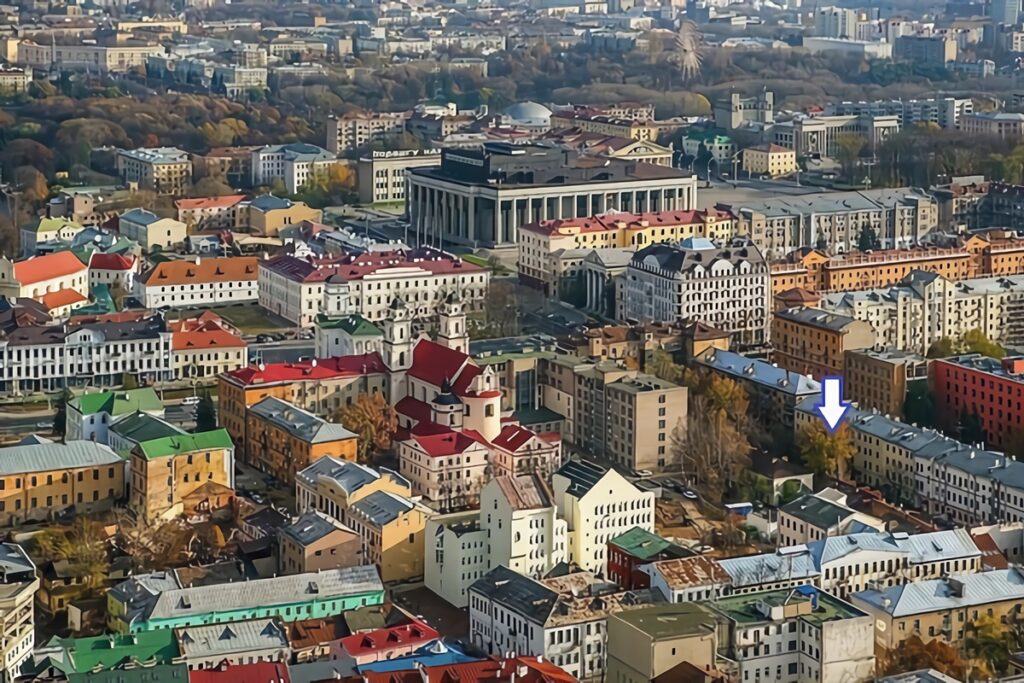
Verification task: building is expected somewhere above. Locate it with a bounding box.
[993,0,1021,25]
[295,457,411,521]
[174,618,289,670]
[326,111,407,154]
[894,35,957,66]
[621,238,771,348]
[852,568,1024,651]
[681,131,735,164]
[843,348,928,419]
[0,251,88,303]
[771,307,876,379]
[107,565,385,633]
[357,150,441,205]
[88,252,137,292]
[604,375,687,471]
[244,396,357,485]
[23,217,84,256]
[17,41,163,73]
[65,387,164,444]
[769,113,899,160]
[826,97,973,130]
[778,489,887,546]
[960,112,1024,139]
[605,603,718,683]
[548,109,667,141]
[278,511,362,575]
[0,544,38,681]
[129,429,234,523]
[407,142,698,248]
[932,354,1024,451]
[714,92,775,131]
[168,312,249,380]
[815,6,859,38]
[540,129,675,167]
[242,195,322,236]
[135,256,258,309]
[607,527,694,590]
[642,555,734,604]
[116,147,192,195]
[742,144,798,178]
[175,195,247,231]
[251,143,338,194]
[711,587,876,683]
[28,631,179,678]
[0,64,31,94]
[551,459,654,574]
[517,210,736,296]
[0,440,125,526]
[345,490,430,583]
[258,248,488,326]
[118,209,188,252]
[314,314,383,359]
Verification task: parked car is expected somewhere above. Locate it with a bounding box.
[181,396,200,406]
[632,469,653,478]
[256,334,273,343]
[682,488,699,501]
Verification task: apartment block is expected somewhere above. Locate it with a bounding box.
[843,348,928,419]
[771,307,876,379]
[932,354,1024,451]
[116,147,192,195]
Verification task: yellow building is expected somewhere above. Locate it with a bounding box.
[296,457,413,522]
[771,306,876,380]
[549,110,663,141]
[742,144,798,178]
[129,429,235,523]
[243,195,322,236]
[344,490,430,583]
[116,147,192,195]
[245,397,358,485]
[0,441,125,526]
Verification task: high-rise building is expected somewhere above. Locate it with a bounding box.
[815,6,860,38]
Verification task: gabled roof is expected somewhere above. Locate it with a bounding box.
[339,622,439,657]
[135,429,233,460]
[249,396,356,444]
[13,251,87,286]
[38,630,178,674]
[494,474,554,510]
[89,252,135,271]
[348,491,418,527]
[224,353,386,386]
[280,510,355,547]
[175,194,247,211]
[0,440,122,476]
[41,288,88,310]
[409,339,480,393]
[409,429,485,457]
[188,662,291,683]
[139,257,258,287]
[853,568,1024,617]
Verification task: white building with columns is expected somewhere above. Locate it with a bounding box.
[407,143,698,248]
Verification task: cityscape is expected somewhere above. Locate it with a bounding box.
[2,0,1024,681]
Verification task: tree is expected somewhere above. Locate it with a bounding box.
[53,387,73,436]
[30,518,110,601]
[195,390,217,432]
[877,635,967,680]
[798,422,855,479]
[336,392,398,464]
[927,336,957,358]
[902,381,935,428]
[856,224,881,252]
[966,613,1014,677]
[962,328,1006,359]
[959,409,986,444]
[121,373,139,390]
[834,133,866,181]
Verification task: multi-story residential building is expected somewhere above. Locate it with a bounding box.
[135,256,259,309]
[820,271,1024,353]
[894,35,957,65]
[326,111,408,154]
[852,569,1024,651]
[65,387,164,443]
[0,544,38,681]
[815,6,859,38]
[548,109,668,141]
[606,603,718,683]
[621,238,770,347]
[932,354,1024,451]
[960,112,1024,139]
[174,195,247,231]
[398,413,491,509]
[258,248,489,326]
[0,441,125,526]
[711,587,876,683]
[118,209,188,252]
[115,147,192,195]
[17,41,163,73]
[278,510,362,575]
[517,210,736,295]
[771,307,876,379]
[244,396,357,485]
[0,64,31,94]
[407,142,698,248]
[242,194,322,236]
[729,188,938,259]
[108,412,188,458]
[0,251,88,303]
[251,143,338,193]
[344,490,430,583]
[604,375,686,471]
[606,527,695,590]
[88,252,138,292]
[129,429,234,523]
[742,144,798,178]
[844,348,928,419]
[0,313,174,394]
[357,150,441,205]
[826,97,973,129]
[696,349,821,431]
[107,565,385,633]
[778,489,886,546]
[295,457,411,520]
[551,459,654,574]
[469,566,658,681]
[168,312,249,380]
[770,113,899,159]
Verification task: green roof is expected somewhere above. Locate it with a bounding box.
[711,588,866,626]
[44,631,178,674]
[136,429,234,460]
[74,284,117,316]
[71,388,163,417]
[316,314,382,336]
[608,526,676,560]
[110,412,185,446]
[68,664,189,683]
[612,603,716,639]
[34,217,82,235]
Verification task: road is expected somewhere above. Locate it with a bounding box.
[250,341,315,364]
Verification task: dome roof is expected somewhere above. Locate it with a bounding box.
[501,101,553,125]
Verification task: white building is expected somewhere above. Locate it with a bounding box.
[0,252,89,302]
[815,6,860,38]
[620,237,771,347]
[115,147,192,196]
[357,150,441,205]
[65,387,165,444]
[314,315,383,359]
[777,488,885,547]
[251,143,338,194]
[326,111,407,154]
[0,544,38,681]
[551,459,654,574]
[88,253,137,292]
[135,256,259,309]
[826,97,973,130]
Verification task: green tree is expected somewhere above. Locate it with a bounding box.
[961,329,1006,359]
[121,373,139,390]
[959,410,986,444]
[927,336,957,358]
[856,224,880,252]
[53,387,73,436]
[195,390,217,432]
[798,422,855,479]
[902,381,935,427]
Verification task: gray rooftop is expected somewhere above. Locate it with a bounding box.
[296,457,408,495]
[348,490,416,527]
[733,187,929,218]
[781,492,858,530]
[175,618,288,659]
[0,440,122,476]
[697,349,820,396]
[249,397,356,444]
[632,238,765,275]
[852,568,1024,617]
[280,511,355,547]
[775,306,864,332]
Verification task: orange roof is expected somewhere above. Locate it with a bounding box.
[14,251,86,286]
[40,288,87,310]
[140,257,258,287]
[169,314,246,351]
[520,210,733,237]
[175,194,247,211]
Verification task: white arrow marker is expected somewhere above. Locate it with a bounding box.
[816,376,850,432]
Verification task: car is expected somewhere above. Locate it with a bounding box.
[256,334,272,344]
[271,333,286,342]
[298,330,314,340]
[682,489,699,500]
[36,420,51,430]
[665,479,686,494]
[696,544,714,554]
[632,469,653,478]
[250,493,266,505]
[181,396,200,406]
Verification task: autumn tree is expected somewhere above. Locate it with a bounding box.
[856,225,881,252]
[835,133,866,181]
[31,518,110,600]
[961,328,1006,359]
[336,392,398,464]
[877,635,967,680]
[798,421,855,480]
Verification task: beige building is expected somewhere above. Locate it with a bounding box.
[959,112,1024,139]
[242,195,322,236]
[549,110,665,141]
[0,64,31,93]
[278,511,363,575]
[116,147,192,195]
[843,348,928,419]
[118,208,188,252]
[357,150,440,205]
[344,490,430,583]
[771,307,876,380]
[295,457,412,521]
[742,144,798,178]
[17,41,163,72]
[605,375,686,472]
[326,111,407,154]
[606,604,718,683]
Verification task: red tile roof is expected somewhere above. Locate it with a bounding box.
[411,430,485,457]
[362,657,578,683]
[520,210,733,237]
[40,288,87,310]
[395,396,433,424]
[188,661,290,683]
[140,256,258,287]
[339,622,439,657]
[169,315,247,351]
[175,194,247,211]
[409,340,479,394]
[491,424,537,452]
[261,248,484,283]
[89,252,135,271]
[225,353,386,386]
[14,251,86,286]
